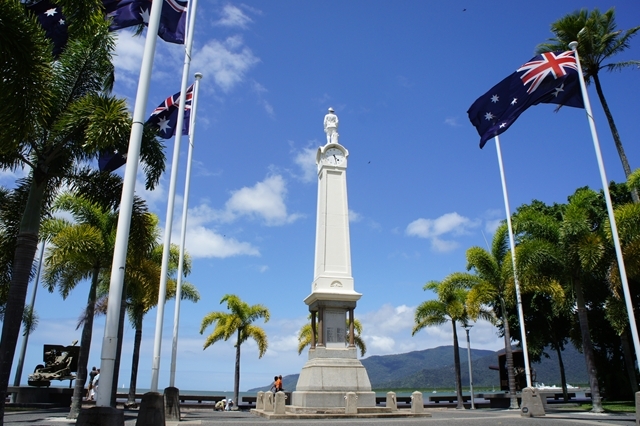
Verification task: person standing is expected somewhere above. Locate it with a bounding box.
[91,368,100,401]
[87,366,97,400]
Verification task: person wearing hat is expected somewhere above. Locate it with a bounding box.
[214,399,226,411]
[323,107,339,144]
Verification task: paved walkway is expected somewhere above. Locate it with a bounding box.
[3,407,637,426]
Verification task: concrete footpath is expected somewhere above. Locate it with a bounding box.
[3,407,637,426]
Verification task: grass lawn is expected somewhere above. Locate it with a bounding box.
[577,401,635,413]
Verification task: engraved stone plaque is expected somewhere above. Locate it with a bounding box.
[325,309,346,348]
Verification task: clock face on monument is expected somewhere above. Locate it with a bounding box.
[323,147,345,166]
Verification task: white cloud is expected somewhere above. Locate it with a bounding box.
[215,4,254,29]
[483,209,504,235]
[135,176,167,212]
[484,219,502,234]
[358,304,504,358]
[112,31,146,89]
[224,175,301,226]
[444,117,460,127]
[164,175,301,259]
[349,209,362,223]
[293,146,318,183]
[192,36,260,92]
[184,225,259,258]
[0,164,28,185]
[251,80,275,118]
[430,237,459,252]
[406,212,480,253]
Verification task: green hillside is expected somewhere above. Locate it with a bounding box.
[248,344,588,391]
[361,346,495,385]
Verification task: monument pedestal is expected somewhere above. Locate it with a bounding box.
[292,347,375,409]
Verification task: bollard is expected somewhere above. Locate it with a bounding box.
[135,392,165,426]
[164,386,180,421]
[411,391,424,414]
[520,387,545,417]
[264,391,274,412]
[256,391,264,410]
[386,391,397,412]
[275,391,286,414]
[345,392,358,414]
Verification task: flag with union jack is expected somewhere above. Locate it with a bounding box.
[467,51,584,148]
[103,0,187,44]
[146,84,194,139]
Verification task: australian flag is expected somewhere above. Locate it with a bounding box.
[103,0,187,44]
[468,51,584,148]
[26,0,68,57]
[98,149,127,172]
[146,84,193,139]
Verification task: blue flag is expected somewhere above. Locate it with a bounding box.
[98,150,127,172]
[103,0,187,44]
[146,84,193,139]
[26,0,69,57]
[468,51,584,148]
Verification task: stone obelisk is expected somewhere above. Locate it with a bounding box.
[291,108,375,409]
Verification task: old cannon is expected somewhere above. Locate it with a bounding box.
[28,341,79,387]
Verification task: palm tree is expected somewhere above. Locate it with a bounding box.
[413,278,490,410]
[297,315,367,357]
[465,224,521,409]
[200,295,269,407]
[117,241,198,408]
[512,190,606,412]
[40,193,152,418]
[537,8,640,201]
[0,1,165,417]
[601,195,640,393]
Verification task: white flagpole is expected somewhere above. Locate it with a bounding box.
[169,71,202,387]
[96,0,164,408]
[569,41,640,364]
[494,135,533,389]
[150,0,200,392]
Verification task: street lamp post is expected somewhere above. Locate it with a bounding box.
[463,324,475,409]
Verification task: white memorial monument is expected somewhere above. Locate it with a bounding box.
[291,109,375,409]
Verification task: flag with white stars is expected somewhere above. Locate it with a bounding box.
[98,149,127,172]
[26,0,68,57]
[467,51,584,148]
[146,84,193,139]
[103,0,187,44]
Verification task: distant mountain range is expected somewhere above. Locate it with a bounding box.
[249,345,588,392]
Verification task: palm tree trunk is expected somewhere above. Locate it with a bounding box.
[574,278,603,412]
[500,298,519,409]
[126,314,143,408]
[0,179,46,425]
[620,329,638,394]
[452,322,465,409]
[554,345,569,402]
[592,74,638,203]
[234,329,241,409]
[110,280,127,407]
[68,267,99,419]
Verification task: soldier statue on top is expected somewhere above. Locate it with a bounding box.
[323,107,339,145]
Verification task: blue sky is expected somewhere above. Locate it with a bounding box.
[4,0,640,392]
